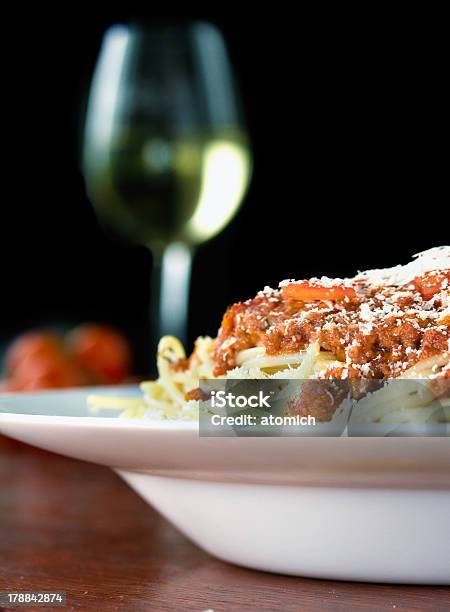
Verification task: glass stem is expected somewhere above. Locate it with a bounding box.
[151,242,193,361]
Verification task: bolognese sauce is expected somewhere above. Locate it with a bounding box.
[212,269,450,379]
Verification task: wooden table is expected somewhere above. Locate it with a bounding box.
[0,435,449,611]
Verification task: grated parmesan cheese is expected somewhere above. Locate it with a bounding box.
[354,246,450,287]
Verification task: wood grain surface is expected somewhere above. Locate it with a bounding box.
[0,435,449,611]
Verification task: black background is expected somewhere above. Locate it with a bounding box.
[3,9,448,372]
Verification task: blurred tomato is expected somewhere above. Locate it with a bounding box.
[4,331,86,391]
[5,332,63,374]
[7,351,85,391]
[67,324,132,384]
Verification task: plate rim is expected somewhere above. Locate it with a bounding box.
[0,386,448,437]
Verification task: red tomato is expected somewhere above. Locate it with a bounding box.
[412,271,450,300]
[5,332,63,374]
[5,331,87,391]
[67,324,132,384]
[281,281,357,302]
[8,352,86,391]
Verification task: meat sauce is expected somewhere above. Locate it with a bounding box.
[212,270,450,379]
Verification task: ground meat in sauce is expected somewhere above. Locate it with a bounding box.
[211,271,450,379]
[287,380,349,421]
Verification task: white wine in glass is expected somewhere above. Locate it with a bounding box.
[83,22,252,361]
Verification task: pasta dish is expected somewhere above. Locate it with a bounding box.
[89,247,450,425]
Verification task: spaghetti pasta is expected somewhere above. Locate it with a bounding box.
[88,247,450,425]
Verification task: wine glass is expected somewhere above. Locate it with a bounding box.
[82,21,252,361]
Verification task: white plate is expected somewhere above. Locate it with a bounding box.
[1,386,449,584]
